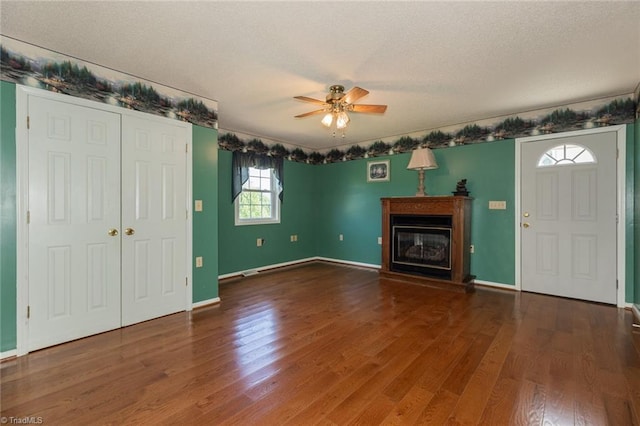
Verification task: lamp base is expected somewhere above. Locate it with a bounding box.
[415,169,426,196]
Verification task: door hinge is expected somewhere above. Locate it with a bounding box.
[27,305,30,319]
[185,277,188,287]
[186,143,189,153]
[27,210,30,224]
[616,279,618,289]
[186,209,188,220]
[27,115,30,129]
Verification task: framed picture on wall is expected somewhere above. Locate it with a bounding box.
[367,160,390,182]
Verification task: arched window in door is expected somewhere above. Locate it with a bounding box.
[537,144,596,167]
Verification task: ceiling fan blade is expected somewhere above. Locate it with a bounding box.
[294,96,328,106]
[343,87,369,104]
[295,109,327,118]
[351,104,388,114]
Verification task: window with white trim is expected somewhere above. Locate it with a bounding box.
[537,144,596,167]
[235,167,280,225]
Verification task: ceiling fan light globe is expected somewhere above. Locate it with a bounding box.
[336,111,350,129]
[321,113,333,127]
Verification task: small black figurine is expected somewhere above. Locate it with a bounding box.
[453,179,469,196]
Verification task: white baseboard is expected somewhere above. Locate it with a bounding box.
[219,257,318,280]
[473,279,517,290]
[192,297,221,309]
[218,256,381,281]
[1,349,17,360]
[314,257,380,270]
[632,304,640,323]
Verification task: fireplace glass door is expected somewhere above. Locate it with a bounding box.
[392,225,452,278]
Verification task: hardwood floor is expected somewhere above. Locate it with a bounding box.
[2,262,639,425]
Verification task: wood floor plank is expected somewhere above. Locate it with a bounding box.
[444,322,517,425]
[379,384,435,425]
[509,379,547,426]
[1,262,639,425]
[476,377,521,426]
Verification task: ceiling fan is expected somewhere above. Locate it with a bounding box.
[294,85,387,133]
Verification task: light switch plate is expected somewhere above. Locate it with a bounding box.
[489,200,507,210]
[195,256,203,268]
[194,200,203,212]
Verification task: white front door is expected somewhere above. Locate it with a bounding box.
[27,96,122,351]
[120,115,187,326]
[520,131,617,304]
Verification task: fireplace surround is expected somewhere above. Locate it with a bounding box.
[381,196,474,292]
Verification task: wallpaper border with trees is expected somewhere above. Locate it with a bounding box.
[1,36,636,164]
[0,37,218,129]
[220,93,636,164]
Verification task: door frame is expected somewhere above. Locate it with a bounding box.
[15,85,193,356]
[515,125,627,307]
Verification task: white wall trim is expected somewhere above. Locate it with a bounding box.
[218,257,318,280]
[218,256,381,280]
[1,349,17,360]
[632,304,640,324]
[314,257,381,270]
[185,126,193,312]
[515,125,627,307]
[16,86,29,356]
[473,279,517,291]
[192,297,221,309]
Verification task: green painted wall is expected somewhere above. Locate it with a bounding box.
[217,149,317,275]
[313,140,516,284]
[1,81,17,352]
[192,125,219,302]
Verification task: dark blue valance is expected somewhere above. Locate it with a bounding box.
[232,151,284,203]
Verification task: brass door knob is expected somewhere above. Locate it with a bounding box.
[108,228,119,236]
[522,222,530,228]
[124,228,135,236]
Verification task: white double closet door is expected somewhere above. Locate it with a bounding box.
[25,91,189,352]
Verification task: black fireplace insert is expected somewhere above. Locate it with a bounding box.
[390,215,452,279]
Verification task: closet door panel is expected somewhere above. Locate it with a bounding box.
[27,96,121,351]
[121,115,187,326]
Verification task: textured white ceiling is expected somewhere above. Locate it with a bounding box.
[1,1,639,151]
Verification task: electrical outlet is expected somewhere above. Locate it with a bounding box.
[469,245,474,254]
[294,235,298,242]
[290,235,295,242]
[195,256,203,267]
[339,234,344,241]
[377,237,382,245]
[194,200,203,212]
[257,238,263,247]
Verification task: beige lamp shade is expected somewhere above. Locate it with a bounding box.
[407,147,438,170]
[407,147,438,196]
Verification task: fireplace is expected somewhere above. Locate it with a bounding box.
[381,196,474,292]
[391,215,452,279]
